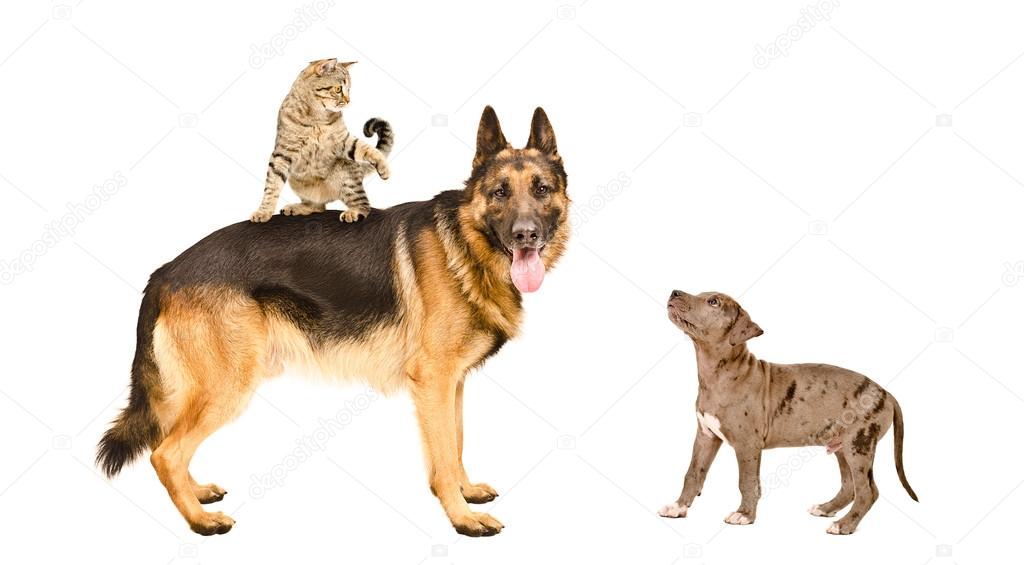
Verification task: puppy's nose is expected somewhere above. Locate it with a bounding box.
[512,219,539,244]
[671,290,684,298]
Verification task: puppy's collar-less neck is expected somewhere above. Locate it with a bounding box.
[694,344,772,445]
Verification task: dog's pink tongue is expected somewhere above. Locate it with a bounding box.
[511,247,545,293]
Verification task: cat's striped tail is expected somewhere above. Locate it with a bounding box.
[363,118,394,157]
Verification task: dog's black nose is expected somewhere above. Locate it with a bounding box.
[671,290,683,298]
[512,219,539,243]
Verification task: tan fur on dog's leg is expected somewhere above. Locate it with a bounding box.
[828,444,879,535]
[189,472,227,504]
[659,429,722,518]
[725,449,761,525]
[455,379,497,504]
[810,452,853,517]
[151,414,235,535]
[150,289,264,535]
[410,361,502,536]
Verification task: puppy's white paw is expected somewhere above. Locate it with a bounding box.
[808,504,835,517]
[826,521,854,535]
[724,512,752,525]
[657,502,688,518]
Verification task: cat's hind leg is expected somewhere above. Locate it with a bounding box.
[328,162,371,222]
[339,183,370,222]
[281,200,326,216]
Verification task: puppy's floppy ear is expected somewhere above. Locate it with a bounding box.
[526,107,560,162]
[474,105,509,169]
[727,307,763,346]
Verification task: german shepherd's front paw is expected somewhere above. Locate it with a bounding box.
[189,511,235,535]
[462,482,498,504]
[451,511,504,537]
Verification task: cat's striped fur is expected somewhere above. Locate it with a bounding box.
[251,58,394,223]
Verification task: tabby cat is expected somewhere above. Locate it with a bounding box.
[250,58,393,223]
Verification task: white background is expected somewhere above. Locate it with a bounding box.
[1,1,1021,563]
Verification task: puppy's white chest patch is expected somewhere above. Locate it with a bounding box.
[697,411,728,443]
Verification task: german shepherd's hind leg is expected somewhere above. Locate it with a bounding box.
[455,379,497,504]
[151,410,237,535]
[410,359,503,536]
[150,289,266,535]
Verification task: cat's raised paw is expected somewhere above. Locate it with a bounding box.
[375,160,391,180]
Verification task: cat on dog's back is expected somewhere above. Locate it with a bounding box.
[250,58,393,224]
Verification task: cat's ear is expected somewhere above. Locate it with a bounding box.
[473,106,509,168]
[339,61,357,69]
[309,58,337,76]
[526,107,559,161]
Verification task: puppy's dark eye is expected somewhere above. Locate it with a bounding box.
[707,297,720,307]
[493,186,509,199]
[535,184,550,196]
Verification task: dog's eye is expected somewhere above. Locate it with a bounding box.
[707,297,720,307]
[535,184,550,196]
[493,186,509,199]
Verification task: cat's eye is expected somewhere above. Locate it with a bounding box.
[332,85,342,94]
[707,297,720,307]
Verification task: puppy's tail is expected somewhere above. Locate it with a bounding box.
[363,118,394,157]
[96,284,162,477]
[892,399,919,501]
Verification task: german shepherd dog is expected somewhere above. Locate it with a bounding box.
[96,106,569,537]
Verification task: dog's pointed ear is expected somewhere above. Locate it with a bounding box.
[727,307,763,346]
[474,106,509,168]
[526,107,560,161]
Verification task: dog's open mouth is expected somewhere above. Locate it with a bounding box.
[510,246,545,293]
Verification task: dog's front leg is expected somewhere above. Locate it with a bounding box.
[725,448,762,525]
[455,379,498,504]
[658,429,722,518]
[410,363,503,537]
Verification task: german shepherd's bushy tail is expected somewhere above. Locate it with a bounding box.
[96,284,162,477]
[893,399,919,501]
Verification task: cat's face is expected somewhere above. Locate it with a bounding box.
[301,58,354,112]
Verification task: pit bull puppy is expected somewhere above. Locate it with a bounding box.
[657,290,918,535]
